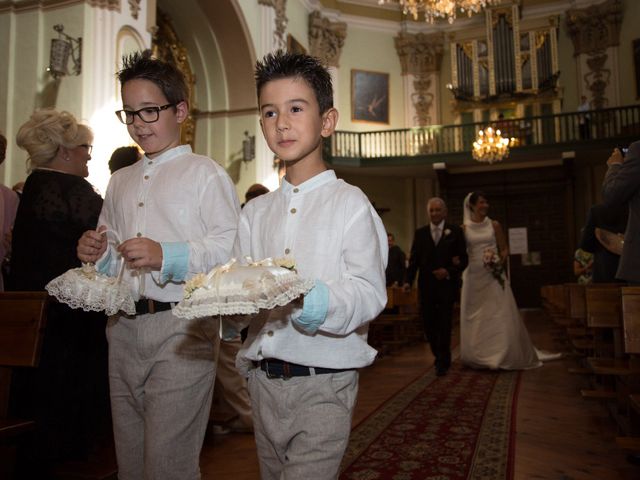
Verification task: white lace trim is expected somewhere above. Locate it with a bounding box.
[45,263,135,316]
[172,260,314,320]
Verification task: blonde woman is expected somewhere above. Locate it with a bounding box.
[9,109,106,475]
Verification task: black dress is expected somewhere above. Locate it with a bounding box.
[8,169,109,472]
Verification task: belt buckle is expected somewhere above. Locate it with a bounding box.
[265,361,291,380]
[147,299,155,314]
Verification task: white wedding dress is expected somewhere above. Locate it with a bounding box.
[460,215,543,370]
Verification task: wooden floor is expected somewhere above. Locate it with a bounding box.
[200,310,640,479]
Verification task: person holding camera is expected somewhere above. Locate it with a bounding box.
[602,142,640,285]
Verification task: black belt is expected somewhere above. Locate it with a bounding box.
[255,358,352,379]
[134,298,173,315]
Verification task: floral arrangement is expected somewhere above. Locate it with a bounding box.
[483,247,506,289]
[184,273,207,299]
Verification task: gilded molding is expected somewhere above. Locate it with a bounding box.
[128,0,139,19]
[394,31,444,76]
[308,11,347,68]
[153,10,196,148]
[258,0,288,48]
[565,0,622,57]
[0,0,119,12]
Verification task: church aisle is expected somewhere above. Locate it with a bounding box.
[200,310,639,479]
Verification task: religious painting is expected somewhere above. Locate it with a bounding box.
[351,69,389,124]
[287,34,306,55]
[634,38,640,99]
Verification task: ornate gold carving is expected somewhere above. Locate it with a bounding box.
[258,0,288,49]
[394,32,444,76]
[566,0,622,56]
[128,0,139,19]
[411,74,434,127]
[153,10,196,148]
[308,11,346,68]
[461,42,473,62]
[395,32,443,127]
[584,53,610,109]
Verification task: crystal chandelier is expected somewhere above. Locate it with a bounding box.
[379,0,501,24]
[472,127,511,164]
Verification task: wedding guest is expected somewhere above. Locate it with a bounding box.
[602,142,640,285]
[386,232,406,287]
[9,109,107,475]
[404,197,467,376]
[578,95,591,140]
[460,191,560,369]
[0,132,19,291]
[242,182,269,207]
[231,50,387,479]
[77,51,240,479]
[108,145,141,174]
[577,203,627,283]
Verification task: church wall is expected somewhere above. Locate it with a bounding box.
[0,1,153,194]
[336,25,405,131]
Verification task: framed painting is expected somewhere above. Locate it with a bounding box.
[351,69,389,124]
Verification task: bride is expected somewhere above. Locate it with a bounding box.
[460,191,559,370]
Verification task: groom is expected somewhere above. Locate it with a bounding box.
[404,197,468,376]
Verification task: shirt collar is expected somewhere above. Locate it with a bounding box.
[142,144,192,167]
[281,170,336,196]
[431,220,445,230]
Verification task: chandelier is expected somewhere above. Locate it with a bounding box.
[472,127,511,164]
[379,0,501,24]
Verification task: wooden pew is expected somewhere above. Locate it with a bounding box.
[369,287,421,355]
[0,292,49,479]
[616,287,640,453]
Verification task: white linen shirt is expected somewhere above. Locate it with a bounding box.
[234,170,388,371]
[98,145,240,302]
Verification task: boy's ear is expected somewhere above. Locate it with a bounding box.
[175,100,189,124]
[320,108,338,138]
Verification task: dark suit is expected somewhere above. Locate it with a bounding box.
[602,140,640,284]
[405,222,468,372]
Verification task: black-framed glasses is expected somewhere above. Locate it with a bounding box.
[79,144,93,155]
[115,104,175,125]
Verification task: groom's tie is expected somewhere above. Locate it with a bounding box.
[432,226,441,245]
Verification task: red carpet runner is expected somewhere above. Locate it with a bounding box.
[340,363,521,479]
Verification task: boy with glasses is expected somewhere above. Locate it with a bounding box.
[77,51,240,479]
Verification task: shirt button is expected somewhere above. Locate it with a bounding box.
[148,161,153,165]
[136,232,142,237]
[144,175,149,180]
[267,331,274,337]
[293,188,299,193]
[138,202,144,207]
[285,248,290,254]
[290,208,297,214]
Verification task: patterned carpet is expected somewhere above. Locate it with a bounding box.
[340,362,521,480]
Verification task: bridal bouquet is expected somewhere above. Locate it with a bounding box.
[482,247,506,289]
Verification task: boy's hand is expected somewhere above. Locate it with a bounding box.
[78,226,108,263]
[118,237,163,270]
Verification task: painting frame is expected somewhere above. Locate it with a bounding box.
[351,69,389,124]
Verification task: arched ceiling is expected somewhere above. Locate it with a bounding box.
[196,0,257,110]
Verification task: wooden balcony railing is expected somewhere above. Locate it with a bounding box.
[326,104,640,162]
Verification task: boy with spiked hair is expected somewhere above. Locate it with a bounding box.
[232,50,388,479]
[78,51,240,479]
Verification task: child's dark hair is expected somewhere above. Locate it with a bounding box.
[117,50,188,106]
[255,50,333,114]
